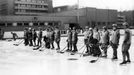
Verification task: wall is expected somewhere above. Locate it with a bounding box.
[0,15,77,31]
[0,7,117,31]
[7,0,14,15]
[0,0,8,15]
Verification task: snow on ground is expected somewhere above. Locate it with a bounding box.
[0,36,134,75]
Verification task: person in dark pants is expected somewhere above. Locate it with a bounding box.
[66,28,72,52]
[54,27,61,50]
[11,32,18,41]
[32,29,37,47]
[92,27,101,56]
[44,28,50,49]
[37,28,43,47]
[100,26,110,58]
[49,28,55,49]
[24,28,29,46]
[72,27,78,53]
[120,22,132,65]
[110,24,120,60]
[0,29,4,40]
[28,28,33,46]
[87,28,93,55]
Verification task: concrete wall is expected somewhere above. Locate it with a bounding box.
[0,15,77,31]
[49,8,86,17]
[46,0,53,13]
[0,0,8,15]
[0,7,117,31]
[0,16,77,23]
[7,0,14,15]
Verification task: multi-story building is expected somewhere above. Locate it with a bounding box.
[0,7,118,38]
[117,15,126,28]
[0,7,117,31]
[0,0,53,15]
[53,5,77,13]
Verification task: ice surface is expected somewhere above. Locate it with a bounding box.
[0,36,134,75]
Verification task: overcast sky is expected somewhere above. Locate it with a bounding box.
[53,0,134,11]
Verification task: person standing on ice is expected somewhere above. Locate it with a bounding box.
[120,22,132,65]
[72,27,78,53]
[54,27,61,50]
[87,28,93,55]
[100,26,110,57]
[92,27,101,56]
[66,27,72,52]
[110,24,120,60]
[44,28,51,49]
[83,26,92,55]
[28,28,33,46]
[32,28,37,47]
[24,28,29,46]
[37,27,43,47]
[0,28,4,40]
[49,27,55,49]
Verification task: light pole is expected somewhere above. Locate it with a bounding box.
[77,0,80,25]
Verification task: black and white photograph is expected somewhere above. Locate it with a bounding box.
[0,0,134,75]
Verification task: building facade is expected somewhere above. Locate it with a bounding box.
[117,15,126,28]
[119,11,134,27]
[53,5,77,13]
[0,7,117,31]
[0,0,53,15]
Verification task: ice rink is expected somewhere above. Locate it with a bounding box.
[0,36,134,75]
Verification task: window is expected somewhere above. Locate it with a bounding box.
[17,23,23,26]
[7,23,13,27]
[17,0,21,1]
[40,23,44,26]
[24,23,29,26]
[33,23,38,26]
[0,23,6,26]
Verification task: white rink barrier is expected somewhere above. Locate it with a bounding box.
[3,29,134,39]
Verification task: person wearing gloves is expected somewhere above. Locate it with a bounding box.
[110,24,120,60]
[120,22,132,65]
[72,27,78,53]
[54,27,61,50]
[66,27,72,52]
[83,26,90,54]
[100,26,110,57]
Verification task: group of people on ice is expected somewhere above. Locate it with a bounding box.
[17,22,132,65]
[83,22,131,65]
[23,27,61,50]
[66,22,131,65]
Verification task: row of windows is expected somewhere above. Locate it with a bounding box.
[89,22,115,25]
[15,9,48,13]
[0,22,59,27]
[15,4,48,8]
[16,0,46,4]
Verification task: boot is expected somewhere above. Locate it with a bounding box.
[120,61,127,65]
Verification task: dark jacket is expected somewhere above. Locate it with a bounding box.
[72,30,78,43]
[67,31,72,42]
